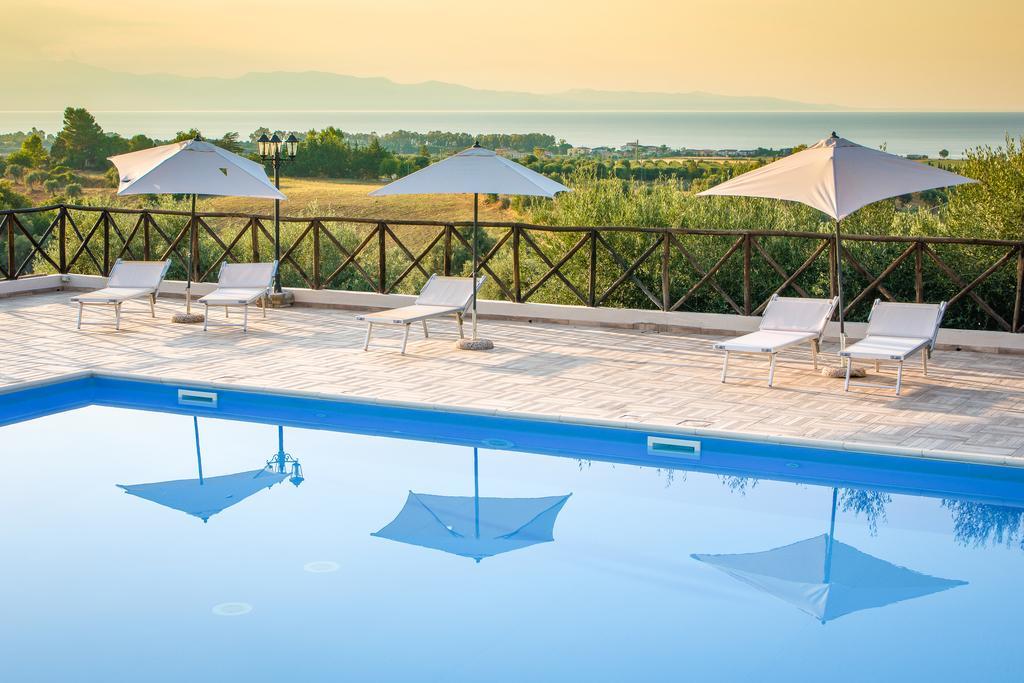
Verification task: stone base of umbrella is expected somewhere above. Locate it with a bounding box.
[171,311,205,324]
[267,290,295,308]
[456,338,494,351]
[820,365,866,379]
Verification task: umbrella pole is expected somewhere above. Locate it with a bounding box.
[834,219,846,352]
[824,487,838,583]
[193,416,204,486]
[172,195,204,323]
[187,194,196,315]
[472,193,479,339]
[457,195,493,350]
[473,446,480,540]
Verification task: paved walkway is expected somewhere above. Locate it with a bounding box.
[4,292,1024,460]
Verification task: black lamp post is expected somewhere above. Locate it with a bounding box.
[257,133,298,293]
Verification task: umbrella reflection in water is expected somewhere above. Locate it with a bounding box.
[692,487,966,623]
[373,447,571,562]
[117,417,302,523]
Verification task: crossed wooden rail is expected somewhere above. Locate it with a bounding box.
[3,203,1022,332]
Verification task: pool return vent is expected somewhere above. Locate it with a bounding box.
[647,436,701,460]
[177,389,218,409]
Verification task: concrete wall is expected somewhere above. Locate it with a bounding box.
[4,274,1023,354]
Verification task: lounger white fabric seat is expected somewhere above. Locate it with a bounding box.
[840,300,947,395]
[199,261,278,333]
[71,259,171,330]
[714,294,839,387]
[356,275,484,354]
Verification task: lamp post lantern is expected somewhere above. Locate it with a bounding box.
[257,133,298,293]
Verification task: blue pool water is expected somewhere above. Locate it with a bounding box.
[1,378,1022,682]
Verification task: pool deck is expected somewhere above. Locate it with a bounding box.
[3,291,1024,463]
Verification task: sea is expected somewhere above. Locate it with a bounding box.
[1,111,1021,158]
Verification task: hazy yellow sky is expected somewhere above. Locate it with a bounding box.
[10,0,1024,109]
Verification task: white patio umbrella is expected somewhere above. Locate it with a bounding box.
[108,137,285,322]
[372,447,571,562]
[692,488,965,623]
[116,417,288,523]
[369,144,569,349]
[698,133,976,345]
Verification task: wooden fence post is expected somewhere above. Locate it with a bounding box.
[250,219,259,262]
[102,211,111,275]
[443,225,452,276]
[588,229,598,307]
[377,222,387,293]
[915,241,924,303]
[1014,245,1024,333]
[661,231,671,311]
[742,233,752,316]
[142,212,152,262]
[511,225,522,302]
[828,235,838,298]
[312,220,321,290]
[58,207,68,273]
[4,215,13,280]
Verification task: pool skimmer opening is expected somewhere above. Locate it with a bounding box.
[647,436,701,460]
[178,389,218,409]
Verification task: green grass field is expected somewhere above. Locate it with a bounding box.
[46,174,520,223]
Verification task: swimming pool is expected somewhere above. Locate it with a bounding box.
[1,377,1021,681]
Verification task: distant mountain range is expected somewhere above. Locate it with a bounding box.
[2,61,846,112]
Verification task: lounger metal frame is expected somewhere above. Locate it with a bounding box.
[360,274,483,354]
[364,312,465,355]
[841,299,947,396]
[201,261,278,333]
[74,259,172,331]
[716,294,839,387]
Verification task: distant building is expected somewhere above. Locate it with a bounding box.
[496,148,529,160]
[568,146,592,156]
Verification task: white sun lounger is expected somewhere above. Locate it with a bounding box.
[714,294,839,387]
[71,259,172,330]
[199,261,278,333]
[356,275,485,354]
[840,300,947,396]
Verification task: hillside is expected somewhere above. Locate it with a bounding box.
[0,61,845,112]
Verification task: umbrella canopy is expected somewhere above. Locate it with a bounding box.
[109,139,284,199]
[108,139,284,318]
[697,134,975,220]
[117,468,287,523]
[698,134,976,341]
[372,491,570,562]
[369,145,568,199]
[691,533,965,623]
[369,145,569,345]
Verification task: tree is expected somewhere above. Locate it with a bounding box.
[43,178,62,194]
[50,108,109,169]
[939,149,950,159]
[128,134,155,152]
[25,170,47,190]
[6,134,48,168]
[946,135,1024,240]
[4,164,25,184]
[172,128,204,143]
[64,183,83,198]
[215,132,244,154]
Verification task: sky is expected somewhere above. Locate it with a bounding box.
[7,0,1024,110]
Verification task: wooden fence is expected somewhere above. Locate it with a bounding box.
[2,203,1022,331]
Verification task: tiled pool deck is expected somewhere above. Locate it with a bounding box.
[4,291,1024,462]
